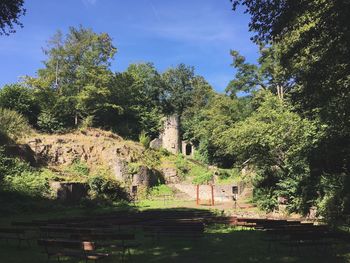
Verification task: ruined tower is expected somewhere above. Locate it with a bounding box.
[161,115,180,154]
[150,114,194,156]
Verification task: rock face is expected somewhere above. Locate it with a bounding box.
[27,129,141,167]
[26,129,152,187]
[161,167,179,184]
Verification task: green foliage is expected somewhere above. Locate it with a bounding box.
[88,176,127,201]
[149,184,174,197]
[316,173,350,223]
[232,0,350,219]
[128,162,141,175]
[0,0,25,35]
[37,110,65,133]
[140,149,161,169]
[161,64,196,115]
[0,108,31,143]
[3,170,53,197]
[0,149,54,198]
[182,94,252,167]
[216,168,241,184]
[26,25,118,129]
[65,160,90,178]
[79,116,95,130]
[217,92,322,212]
[139,130,150,149]
[175,154,189,179]
[191,167,213,185]
[0,84,39,125]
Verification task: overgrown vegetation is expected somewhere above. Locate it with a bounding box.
[1,4,349,222]
[0,108,31,144]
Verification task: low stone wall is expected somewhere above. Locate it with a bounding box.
[50,182,88,203]
[171,184,238,202]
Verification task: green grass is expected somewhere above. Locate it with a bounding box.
[0,202,349,263]
[0,220,349,263]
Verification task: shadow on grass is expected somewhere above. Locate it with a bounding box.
[0,203,349,263]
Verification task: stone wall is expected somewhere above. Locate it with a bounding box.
[161,115,180,154]
[50,182,88,203]
[171,183,239,202]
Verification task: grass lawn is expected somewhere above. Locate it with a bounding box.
[0,203,349,263]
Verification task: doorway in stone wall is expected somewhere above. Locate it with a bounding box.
[185,143,192,156]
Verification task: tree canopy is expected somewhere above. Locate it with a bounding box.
[0,0,26,35]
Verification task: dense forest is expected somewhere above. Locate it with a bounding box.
[0,0,349,222]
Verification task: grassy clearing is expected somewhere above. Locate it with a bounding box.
[0,201,350,263]
[0,217,349,263]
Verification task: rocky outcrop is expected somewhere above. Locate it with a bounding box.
[161,167,179,184]
[27,129,143,167]
[26,129,146,183]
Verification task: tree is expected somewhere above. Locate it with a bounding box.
[0,0,25,35]
[226,45,292,100]
[232,0,350,218]
[162,64,196,115]
[26,26,118,131]
[218,91,322,212]
[183,93,252,166]
[0,84,39,125]
[0,108,31,144]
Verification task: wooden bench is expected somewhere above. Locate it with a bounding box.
[0,228,29,247]
[71,233,140,261]
[37,239,109,263]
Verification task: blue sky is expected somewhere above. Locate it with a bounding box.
[0,0,259,92]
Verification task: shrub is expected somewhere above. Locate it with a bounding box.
[37,111,65,133]
[0,84,39,125]
[3,170,52,197]
[66,160,90,177]
[175,154,189,178]
[192,170,213,185]
[128,162,141,175]
[88,176,128,201]
[0,149,54,198]
[0,147,32,179]
[0,108,31,142]
[139,130,150,149]
[80,116,94,130]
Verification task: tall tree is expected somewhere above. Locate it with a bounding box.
[232,0,350,218]
[26,26,117,131]
[0,0,25,35]
[226,45,292,100]
[162,64,196,115]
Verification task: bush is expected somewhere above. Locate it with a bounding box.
[80,116,94,130]
[139,130,150,149]
[3,170,52,197]
[0,84,39,125]
[0,108,31,142]
[0,147,32,179]
[128,162,141,175]
[66,160,90,177]
[189,164,213,185]
[37,111,65,133]
[88,176,128,201]
[0,149,54,198]
[175,154,189,178]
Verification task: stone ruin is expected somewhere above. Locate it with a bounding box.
[150,114,195,157]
